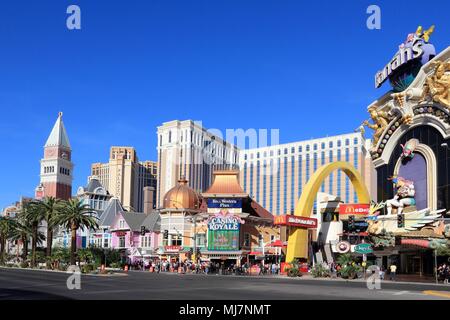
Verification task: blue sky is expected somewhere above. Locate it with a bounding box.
[0,0,449,207]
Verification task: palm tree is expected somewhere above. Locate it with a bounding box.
[52,198,98,265]
[22,201,46,267]
[9,217,39,261]
[37,197,61,257]
[0,216,17,264]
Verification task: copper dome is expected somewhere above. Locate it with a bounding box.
[163,177,201,210]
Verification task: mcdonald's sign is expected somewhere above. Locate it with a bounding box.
[339,204,370,216]
[274,215,317,228]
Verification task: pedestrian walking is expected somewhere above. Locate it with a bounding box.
[389,264,397,281]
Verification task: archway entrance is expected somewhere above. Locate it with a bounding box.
[286,161,371,262]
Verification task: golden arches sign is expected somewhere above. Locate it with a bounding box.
[285,161,371,262]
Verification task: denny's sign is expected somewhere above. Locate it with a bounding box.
[274,215,317,228]
[339,204,370,216]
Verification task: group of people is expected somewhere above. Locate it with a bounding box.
[126,259,281,276]
[438,263,450,284]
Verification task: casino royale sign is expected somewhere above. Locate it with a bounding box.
[207,212,244,231]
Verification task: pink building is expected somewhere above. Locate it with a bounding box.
[110,210,160,263]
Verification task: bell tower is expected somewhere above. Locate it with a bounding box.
[38,112,73,200]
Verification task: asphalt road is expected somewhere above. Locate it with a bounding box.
[0,268,449,300]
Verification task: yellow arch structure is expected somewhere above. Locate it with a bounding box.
[285,161,371,262]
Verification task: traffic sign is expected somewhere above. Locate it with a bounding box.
[354,243,373,254]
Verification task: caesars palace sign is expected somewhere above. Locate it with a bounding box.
[375,38,424,88]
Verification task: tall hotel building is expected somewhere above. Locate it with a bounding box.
[239,133,376,216]
[156,120,239,207]
[90,147,157,212]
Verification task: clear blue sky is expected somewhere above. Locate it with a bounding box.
[0,0,448,208]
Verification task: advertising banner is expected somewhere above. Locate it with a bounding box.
[207,210,243,251]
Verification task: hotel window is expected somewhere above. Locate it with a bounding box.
[119,220,125,229]
[256,160,260,202]
[329,151,333,193]
[278,149,281,156]
[168,131,172,143]
[263,151,267,157]
[353,147,359,169]
[244,233,251,247]
[313,153,318,172]
[244,154,247,160]
[163,231,169,246]
[257,152,260,159]
[306,145,310,152]
[243,163,247,192]
[171,234,182,246]
[103,237,109,248]
[345,139,350,146]
[321,143,325,150]
[345,149,349,162]
[276,158,281,214]
[263,160,267,207]
[119,236,125,248]
[298,155,302,199]
[329,141,333,148]
[354,138,358,145]
[269,159,274,213]
[249,163,254,197]
[141,236,150,248]
[298,146,302,153]
[283,157,287,213]
[284,148,288,155]
[305,154,310,183]
[291,156,295,213]
[291,147,295,153]
[258,235,263,248]
[196,234,206,247]
[313,144,317,151]
[337,140,342,147]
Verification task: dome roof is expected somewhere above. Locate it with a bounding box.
[163,177,201,210]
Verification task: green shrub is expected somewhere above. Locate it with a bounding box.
[311,264,331,278]
[20,261,29,268]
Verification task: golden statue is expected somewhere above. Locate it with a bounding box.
[415,25,435,42]
[420,60,450,108]
[363,107,391,147]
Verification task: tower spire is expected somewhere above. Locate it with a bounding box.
[45,112,71,149]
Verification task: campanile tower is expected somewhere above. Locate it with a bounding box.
[38,112,73,200]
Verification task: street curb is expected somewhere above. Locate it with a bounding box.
[0,266,126,277]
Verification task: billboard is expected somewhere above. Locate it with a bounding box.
[207,210,243,251]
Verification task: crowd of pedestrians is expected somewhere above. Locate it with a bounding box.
[126,259,281,276]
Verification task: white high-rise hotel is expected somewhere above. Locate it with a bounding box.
[157,120,376,213]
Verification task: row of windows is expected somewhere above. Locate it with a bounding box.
[44,166,70,176]
[244,151,360,214]
[243,137,360,160]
